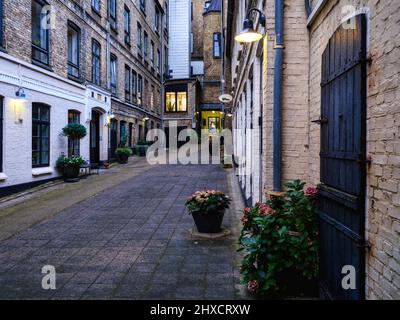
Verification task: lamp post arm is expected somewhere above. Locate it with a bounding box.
[246,8,266,27]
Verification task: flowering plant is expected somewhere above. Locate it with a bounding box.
[186,190,231,215]
[239,180,319,297]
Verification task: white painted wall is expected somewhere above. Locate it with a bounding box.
[0,51,110,189]
[168,0,191,79]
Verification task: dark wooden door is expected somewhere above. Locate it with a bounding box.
[109,119,118,160]
[319,14,367,300]
[90,111,100,164]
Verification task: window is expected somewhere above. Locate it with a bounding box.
[92,40,101,86]
[128,123,133,147]
[68,110,80,157]
[0,96,3,172]
[120,121,126,141]
[0,0,3,48]
[166,91,187,112]
[110,54,117,96]
[144,32,148,58]
[125,65,131,101]
[32,103,50,167]
[150,41,155,66]
[204,0,211,12]
[132,70,137,98]
[155,7,160,32]
[144,79,149,107]
[150,85,154,111]
[91,0,100,13]
[213,32,221,58]
[164,2,168,30]
[157,49,161,73]
[32,0,50,65]
[137,23,142,53]
[109,0,117,30]
[140,0,145,12]
[164,45,168,74]
[124,6,131,45]
[137,74,143,105]
[68,22,80,79]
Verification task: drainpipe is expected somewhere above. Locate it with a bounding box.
[273,0,284,192]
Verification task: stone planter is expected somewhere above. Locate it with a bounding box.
[192,210,225,233]
[63,164,80,183]
[118,153,129,164]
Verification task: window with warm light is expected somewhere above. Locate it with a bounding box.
[166,91,187,112]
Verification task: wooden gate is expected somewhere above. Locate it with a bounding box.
[319,14,368,300]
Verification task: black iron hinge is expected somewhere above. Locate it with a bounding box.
[311,117,328,125]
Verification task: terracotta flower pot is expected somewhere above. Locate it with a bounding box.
[192,210,225,233]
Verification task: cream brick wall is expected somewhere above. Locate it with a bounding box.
[261,0,310,192]
[308,0,400,299]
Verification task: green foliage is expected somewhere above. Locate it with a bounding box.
[239,180,319,297]
[62,123,87,140]
[185,190,231,215]
[115,147,133,156]
[119,135,127,147]
[56,154,86,169]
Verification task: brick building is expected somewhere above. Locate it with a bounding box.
[225,0,400,300]
[0,0,167,194]
[164,0,225,142]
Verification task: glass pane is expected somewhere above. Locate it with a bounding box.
[32,137,39,151]
[41,151,49,165]
[177,92,187,111]
[166,92,176,112]
[32,151,39,165]
[41,138,49,152]
[68,27,79,65]
[41,107,50,121]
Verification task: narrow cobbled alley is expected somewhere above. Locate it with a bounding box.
[0,161,245,300]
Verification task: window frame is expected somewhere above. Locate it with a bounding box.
[137,22,143,54]
[132,70,137,99]
[140,0,146,13]
[109,0,117,30]
[157,49,161,74]
[125,65,131,102]
[143,31,148,58]
[31,0,50,66]
[32,103,51,168]
[150,41,155,66]
[213,32,222,58]
[67,21,81,80]
[123,6,131,45]
[165,89,188,113]
[137,74,143,106]
[110,54,118,96]
[91,0,101,14]
[67,110,81,157]
[155,6,160,32]
[92,39,101,86]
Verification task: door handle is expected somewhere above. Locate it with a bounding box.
[311,117,328,125]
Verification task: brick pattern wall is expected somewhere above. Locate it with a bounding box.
[261,0,310,192]
[308,0,400,299]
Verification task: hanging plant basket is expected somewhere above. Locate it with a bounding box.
[62,123,87,140]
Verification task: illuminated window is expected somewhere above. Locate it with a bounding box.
[166,91,187,112]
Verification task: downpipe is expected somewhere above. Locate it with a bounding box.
[273,0,284,192]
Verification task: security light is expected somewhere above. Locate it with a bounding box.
[234,8,266,43]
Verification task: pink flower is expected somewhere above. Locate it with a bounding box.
[247,280,259,294]
[259,203,275,216]
[304,186,318,198]
[241,216,249,225]
[243,207,251,216]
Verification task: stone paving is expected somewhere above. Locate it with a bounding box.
[0,163,245,300]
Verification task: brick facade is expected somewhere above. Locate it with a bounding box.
[226,0,400,299]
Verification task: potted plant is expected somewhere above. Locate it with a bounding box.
[62,123,87,140]
[239,180,319,298]
[135,140,150,157]
[185,190,231,233]
[115,147,133,164]
[56,154,86,182]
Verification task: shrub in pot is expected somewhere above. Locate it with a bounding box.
[56,155,86,182]
[115,147,133,164]
[239,180,319,298]
[185,190,231,233]
[62,123,87,140]
[135,140,150,157]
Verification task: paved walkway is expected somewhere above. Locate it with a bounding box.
[0,162,246,300]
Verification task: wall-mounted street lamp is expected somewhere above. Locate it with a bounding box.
[108,111,115,119]
[15,87,27,101]
[143,116,150,121]
[234,8,266,43]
